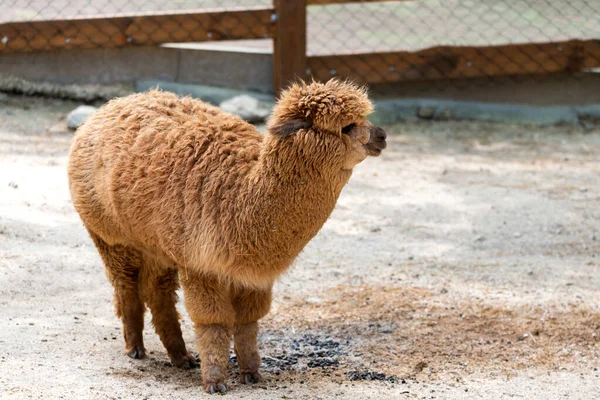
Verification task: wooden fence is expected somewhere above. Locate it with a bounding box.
[1,0,599,94]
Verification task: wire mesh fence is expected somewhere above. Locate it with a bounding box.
[1,0,271,22]
[0,0,273,53]
[306,0,600,87]
[1,0,599,90]
[308,1,600,55]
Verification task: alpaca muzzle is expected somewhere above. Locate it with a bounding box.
[366,126,387,156]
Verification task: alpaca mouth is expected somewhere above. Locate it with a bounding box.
[366,140,386,156]
[366,126,387,157]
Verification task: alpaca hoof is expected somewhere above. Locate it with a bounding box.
[126,345,146,359]
[205,382,227,394]
[240,371,262,384]
[173,353,198,369]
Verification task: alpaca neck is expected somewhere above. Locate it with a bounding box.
[239,133,350,268]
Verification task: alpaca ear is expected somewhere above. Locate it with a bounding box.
[269,118,312,138]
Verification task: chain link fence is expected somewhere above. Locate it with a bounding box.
[1,0,599,90]
[306,0,600,87]
[1,0,275,21]
[308,1,600,55]
[0,0,272,53]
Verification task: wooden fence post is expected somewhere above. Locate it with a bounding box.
[273,0,307,95]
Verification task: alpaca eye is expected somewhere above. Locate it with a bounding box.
[341,123,356,135]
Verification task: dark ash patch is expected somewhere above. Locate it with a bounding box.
[345,370,399,383]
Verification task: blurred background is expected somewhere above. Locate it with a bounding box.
[2,0,600,114]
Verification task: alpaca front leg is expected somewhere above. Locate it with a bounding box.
[196,324,231,393]
[233,322,262,383]
[232,287,272,384]
[181,270,235,394]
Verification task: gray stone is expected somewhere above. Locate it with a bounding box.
[219,95,272,123]
[67,105,97,130]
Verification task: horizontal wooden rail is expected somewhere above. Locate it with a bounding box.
[307,40,600,84]
[0,8,275,53]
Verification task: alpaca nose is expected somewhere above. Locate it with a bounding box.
[371,126,387,142]
[366,125,387,156]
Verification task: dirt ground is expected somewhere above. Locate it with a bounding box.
[0,95,599,399]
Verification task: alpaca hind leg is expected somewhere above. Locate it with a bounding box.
[140,265,197,369]
[89,232,145,359]
[232,286,272,384]
[181,270,235,394]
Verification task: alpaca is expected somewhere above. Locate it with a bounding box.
[67,79,387,394]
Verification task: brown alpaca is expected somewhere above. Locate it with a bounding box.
[67,79,387,394]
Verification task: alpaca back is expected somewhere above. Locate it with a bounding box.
[68,91,262,263]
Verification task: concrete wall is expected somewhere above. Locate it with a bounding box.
[2,44,600,106]
[370,73,600,107]
[0,45,274,94]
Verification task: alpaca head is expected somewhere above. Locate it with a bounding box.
[267,79,387,170]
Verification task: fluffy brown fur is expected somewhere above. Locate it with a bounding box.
[67,79,387,394]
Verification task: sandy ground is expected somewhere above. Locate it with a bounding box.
[0,95,599,399]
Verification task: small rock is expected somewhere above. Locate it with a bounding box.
[580,188,588,193]
[513,232,522,238]
[0,92,8,102]
[8,181,18,189]
[474,235,485,243]
[417,107,434,119]
[219,95,272,123]
[67,105,97,130]
[592,232,597,241]
[370,227,382,233]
